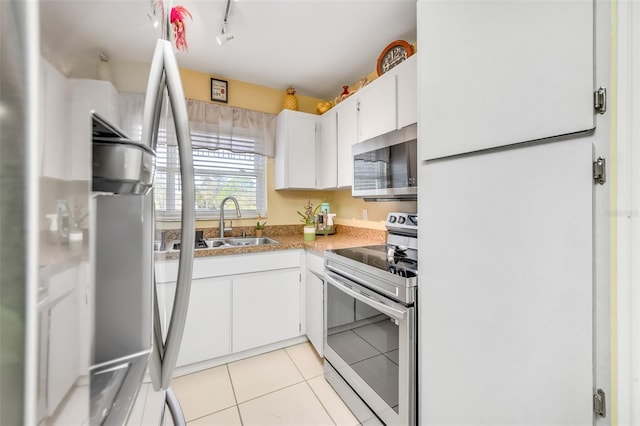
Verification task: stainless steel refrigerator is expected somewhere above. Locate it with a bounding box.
[0,1,196,424]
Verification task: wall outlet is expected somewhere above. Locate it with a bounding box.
[362,208,368,221]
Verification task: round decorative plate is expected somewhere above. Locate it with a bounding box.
[376,40,414,76]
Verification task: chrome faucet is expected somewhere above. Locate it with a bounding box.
[219,196,241,238]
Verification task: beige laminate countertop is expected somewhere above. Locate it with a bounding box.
[156,232,384,260]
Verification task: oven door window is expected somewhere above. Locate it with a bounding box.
[326,282,400,414]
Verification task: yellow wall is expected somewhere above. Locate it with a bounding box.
[180,68,321,115]
[111,60,416,230]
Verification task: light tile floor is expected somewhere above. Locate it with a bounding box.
[171,342,360,426]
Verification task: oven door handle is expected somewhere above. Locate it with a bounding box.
[325,271,406,322]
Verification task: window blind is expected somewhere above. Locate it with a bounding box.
[154,129,267,221]
[118,93,270,221]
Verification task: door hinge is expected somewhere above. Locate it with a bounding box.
[594,87,607,114]
[593,157,606,185]
[593,389,606,418]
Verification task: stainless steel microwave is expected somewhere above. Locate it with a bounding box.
[352,123,417,201]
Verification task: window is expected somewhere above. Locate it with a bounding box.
[154,129,267,221]
[118,93,274,221]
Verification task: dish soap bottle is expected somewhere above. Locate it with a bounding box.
[46,213,60,244]
[57,200,70,243]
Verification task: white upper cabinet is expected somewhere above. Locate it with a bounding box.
[274,110,318,190]
[356,55,418,143]
[327,55,417,189]
[69,79,120,180]
[336,95,359,188]
[357,71,397,142]
[40,60,70,179]
[317,109,338,189]
[418,0,594,160]
[396,55,418,129]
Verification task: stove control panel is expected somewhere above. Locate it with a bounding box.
[386,212,418,234]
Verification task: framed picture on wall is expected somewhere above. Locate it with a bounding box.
[211,78,228,103]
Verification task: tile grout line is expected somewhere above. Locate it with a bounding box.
[283,345,308,382]
[180,365,242,425]
[230,348,307,421]
[284,344,340,426]
[225,363,245,425]
[233,376,307,406]
[182,344,345,425]
[304,379,339,426]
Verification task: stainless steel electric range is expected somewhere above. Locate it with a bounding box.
[324,212,418,426]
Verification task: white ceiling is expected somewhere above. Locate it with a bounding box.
[40,0,417,100]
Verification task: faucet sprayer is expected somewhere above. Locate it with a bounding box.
[219,196,241,238]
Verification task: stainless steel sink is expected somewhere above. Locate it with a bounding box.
[220,237,279,247]
[207,239,227,248]
[163,236,279,252]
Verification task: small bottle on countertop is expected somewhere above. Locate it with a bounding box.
[46,213,60,244]
[316,213,324,231]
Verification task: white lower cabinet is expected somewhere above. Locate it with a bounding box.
[41,264,81,416]
[155,250,305,368]
[47,284,78,414]
[159,277,232,367]
[304,252,324,356]
[232,269,302,353]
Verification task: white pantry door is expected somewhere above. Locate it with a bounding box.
[419,139,594,425]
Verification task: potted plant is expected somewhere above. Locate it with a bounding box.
[255,217,266,237]
[297,199,320,241]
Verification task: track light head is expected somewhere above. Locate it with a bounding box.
[216,0,234,46]
[216,23,234,46]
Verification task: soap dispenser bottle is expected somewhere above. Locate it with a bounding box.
[56,200,70,242]
[46,213,59,244]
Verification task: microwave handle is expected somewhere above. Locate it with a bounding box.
[324,271,406,322]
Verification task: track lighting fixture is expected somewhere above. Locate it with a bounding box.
[147,0,161,29]
[216,0,234,46]
[216,24,234,46]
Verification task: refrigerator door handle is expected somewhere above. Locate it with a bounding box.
[146,39,196,392]
[141,39,165,152]
[158,39,196,390]
[144,39,167,392]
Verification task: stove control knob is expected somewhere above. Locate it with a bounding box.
[398,216,406,224]
[388,215,397,223]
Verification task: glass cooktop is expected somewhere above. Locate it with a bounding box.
[330,244,418,278]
